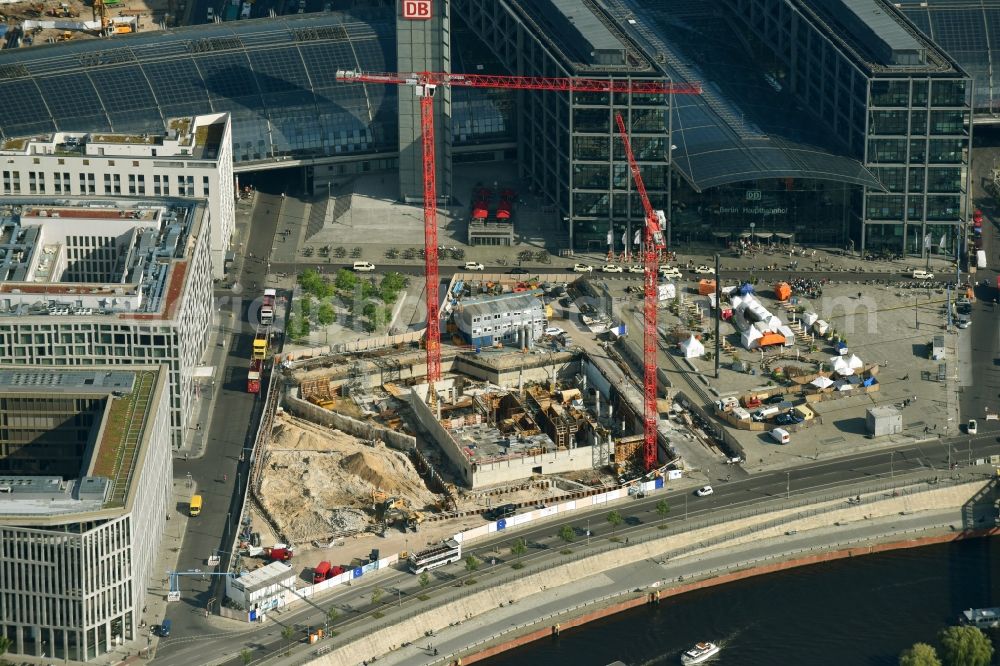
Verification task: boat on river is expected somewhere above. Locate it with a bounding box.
[681,641,721,664]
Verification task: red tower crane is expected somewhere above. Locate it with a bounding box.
[335,71,698,445]
[615,112,666,471]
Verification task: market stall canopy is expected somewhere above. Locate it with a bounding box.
[811,376,834,388]
[679,334,705,358]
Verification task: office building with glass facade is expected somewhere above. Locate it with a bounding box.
[0,3,974,256]
[454,0,970,256]
[0,367,172,662]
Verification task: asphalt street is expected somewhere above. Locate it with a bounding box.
[159,179,284,641]
[152,432,1000,666]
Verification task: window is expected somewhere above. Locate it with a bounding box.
[870,80,909,106]
[153,174,161,195]
[202,175,210,195]
[931,80,966,106]
[929,110,965,135]
[869,110,908,135]
[128,174,136,195]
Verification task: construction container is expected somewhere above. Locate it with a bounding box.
[774,282,792,301]
[866,406,902,437]
[698,279,717,295]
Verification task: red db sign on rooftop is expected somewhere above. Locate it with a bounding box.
[402,0,431,19]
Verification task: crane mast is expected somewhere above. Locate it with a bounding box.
[615,112,666,472]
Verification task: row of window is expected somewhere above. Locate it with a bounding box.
[0,171,210,197]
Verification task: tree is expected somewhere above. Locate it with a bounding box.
[465,555,480,572]
[362,302,379,321]
[899,643,941,666]
[239,648,253,665]
[558,525,576,543]
[285,314,300,340]
[939,625,993,666]
[324,606,339,633]
[280,625,295,649]
[299,296,312,319]
[607,510,623,536]
[655,500,670,526]
[317,303,335,325]
[510,538,527,562]
[418,572,431,590]
[334,268,357,292]
[0,636,10,656]
[371,586,384,605]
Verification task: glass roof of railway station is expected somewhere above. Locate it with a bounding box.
[0,10,513,166]
[896,0,1000,113]
[607,0,883,191]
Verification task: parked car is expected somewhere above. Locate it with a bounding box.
[507,267,529,275]
[601,264,624,273]
[159,620,172,637]
[544,326,566,337]
[723,455,743,464]
[627,264,644,273]
[659,266,683,279]
[352,261,376,272]
[463,261,485,271]
[762,394,786,405]
[968,419,978,435]
[206,6,214,20]
[911,269,934,279]
[693,265,716,275]
[695,485,714,497]
[573,263,594,273]
[957,314,972,329]
[775,412,804,426]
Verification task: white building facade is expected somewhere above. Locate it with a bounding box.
[0,113,234,279]
[0,367,172,662]
[0,199,214,448]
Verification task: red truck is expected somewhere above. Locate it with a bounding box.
[313,561,331,583]
[247,359,262,394]
[265,547,293,562]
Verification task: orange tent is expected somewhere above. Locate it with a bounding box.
[758,332,786,347]
[774,282,792,301]
[698,279,717,295]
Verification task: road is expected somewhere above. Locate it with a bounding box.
[152,432,1000,666]
[262,262,938,285]
[160,178,284,639]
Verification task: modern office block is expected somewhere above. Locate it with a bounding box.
[0,367,171,662]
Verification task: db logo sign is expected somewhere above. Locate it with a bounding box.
[402,0,431,19]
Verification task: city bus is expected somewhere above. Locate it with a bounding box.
[408,539,462,574]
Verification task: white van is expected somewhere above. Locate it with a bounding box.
[352,261,376,272]
[752,406,782,422]
[770,428,791,444]
[977,250,987,269]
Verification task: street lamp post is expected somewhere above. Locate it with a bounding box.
[685,493,688,521]
[587,518,591,545]
[890,451,894,479]
[786,471,790,499]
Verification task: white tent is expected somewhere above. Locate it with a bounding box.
[679,334,705,358]
[831,357,853,376]
[657,283,676,301]
[741,326,763,349]
[811,376,834,389]
[764,315,783,332]
[802,311,819,327]
[777,325,795,346]
[846,354,864,369]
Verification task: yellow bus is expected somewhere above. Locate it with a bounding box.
[189,494,203,517]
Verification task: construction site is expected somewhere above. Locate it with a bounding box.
[0,0,169,48]
[235,270,677,577]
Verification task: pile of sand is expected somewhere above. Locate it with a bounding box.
[258,417,439,544]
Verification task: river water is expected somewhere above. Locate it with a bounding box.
[482,538,999,666]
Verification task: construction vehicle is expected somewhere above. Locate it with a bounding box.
[247,358,262,394]
[334,71,699,471]
[57,30,73,41]
[252,327,269,360]
[260,288,276,325]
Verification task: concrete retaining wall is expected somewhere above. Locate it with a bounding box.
[285,392,417,452]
